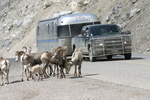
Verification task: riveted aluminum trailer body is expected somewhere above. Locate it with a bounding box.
[36,12,100,55]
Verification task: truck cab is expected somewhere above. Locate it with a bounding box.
[72,24,132,62]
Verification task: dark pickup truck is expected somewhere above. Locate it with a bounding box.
[72,24,132,62]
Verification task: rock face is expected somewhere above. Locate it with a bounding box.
[0,0,150,58]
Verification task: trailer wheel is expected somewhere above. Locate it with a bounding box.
[124,53,131,60]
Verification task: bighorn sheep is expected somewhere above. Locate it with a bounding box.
[66,49,83,77]
[0,57,10,85]
[40,46,68,78]
[40,51,54,77]
[22,46,32,54]
[25,63,43,81]
[52,47,67,79]
[15,51,34,81]
[22,46,27,53]
[16,50,51,79]
[28,46,32,54]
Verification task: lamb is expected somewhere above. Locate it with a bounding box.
[66,49,83,77]
[0,57,10,85]
[25,63,43,81]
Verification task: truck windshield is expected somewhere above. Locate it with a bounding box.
[90,25,122,36]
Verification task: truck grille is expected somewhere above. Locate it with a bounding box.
[104,36,123,54]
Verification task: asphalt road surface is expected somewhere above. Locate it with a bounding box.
[1,54,150,100]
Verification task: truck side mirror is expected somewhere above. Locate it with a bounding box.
[122,31,131,34]
[78,34,85,38]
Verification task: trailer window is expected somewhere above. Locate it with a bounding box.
[57,25,70,37]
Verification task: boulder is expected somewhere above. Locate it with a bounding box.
[69,1,78,11]
[43,1,52,9]
[129,8,141,18]
[130,0,138,4]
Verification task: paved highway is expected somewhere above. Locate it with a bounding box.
[1,54,150,100]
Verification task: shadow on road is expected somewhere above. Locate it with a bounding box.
[83,73,99,76]
[69,76,83,79]
[69,73,99,79]
[10,80,23,84]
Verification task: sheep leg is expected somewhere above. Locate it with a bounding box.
[39,73,43,81]
[43,66,49,78]
[37,74,40,81]
[57,65,59,78]
[74,65,77,77]
[4,69,9,84]
[49,65,53,76]
[29,70,32,78]
[21,66,24,81]
[53,65,56,76]
[25,69,29,81]
[1,69,9,85]
[43,67,46,77]
[43,64,49,78]
[62,68,66,78]
[59,68,63,79]
[32,73,37,81]
[50,65,53,76]
[6,69,9,84]
[78,65,81,77]
[1,74,4,85]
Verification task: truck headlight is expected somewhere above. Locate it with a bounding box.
[94,39,103,46]
[123,36,131,44]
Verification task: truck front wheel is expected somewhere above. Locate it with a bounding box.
[106,55,113,60]
[124,53,131,60]
[89,47,96,62]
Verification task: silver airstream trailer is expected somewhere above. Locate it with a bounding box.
[36,12,100,55]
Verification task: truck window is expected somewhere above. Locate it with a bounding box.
[70,23,93,36]
[90,25,122,36]
[94,21,101,24]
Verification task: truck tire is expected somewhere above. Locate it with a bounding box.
[89,47,96,62]
[124,53,131,60]
[106,55,113,60]
[89,56,96,62]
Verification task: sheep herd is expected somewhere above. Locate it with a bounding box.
[0,46,83,86]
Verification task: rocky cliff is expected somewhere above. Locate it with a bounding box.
[0,0,150,58]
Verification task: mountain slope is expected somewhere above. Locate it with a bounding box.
[0,0,150,58]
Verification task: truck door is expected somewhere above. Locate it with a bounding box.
[78,33,89,54]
